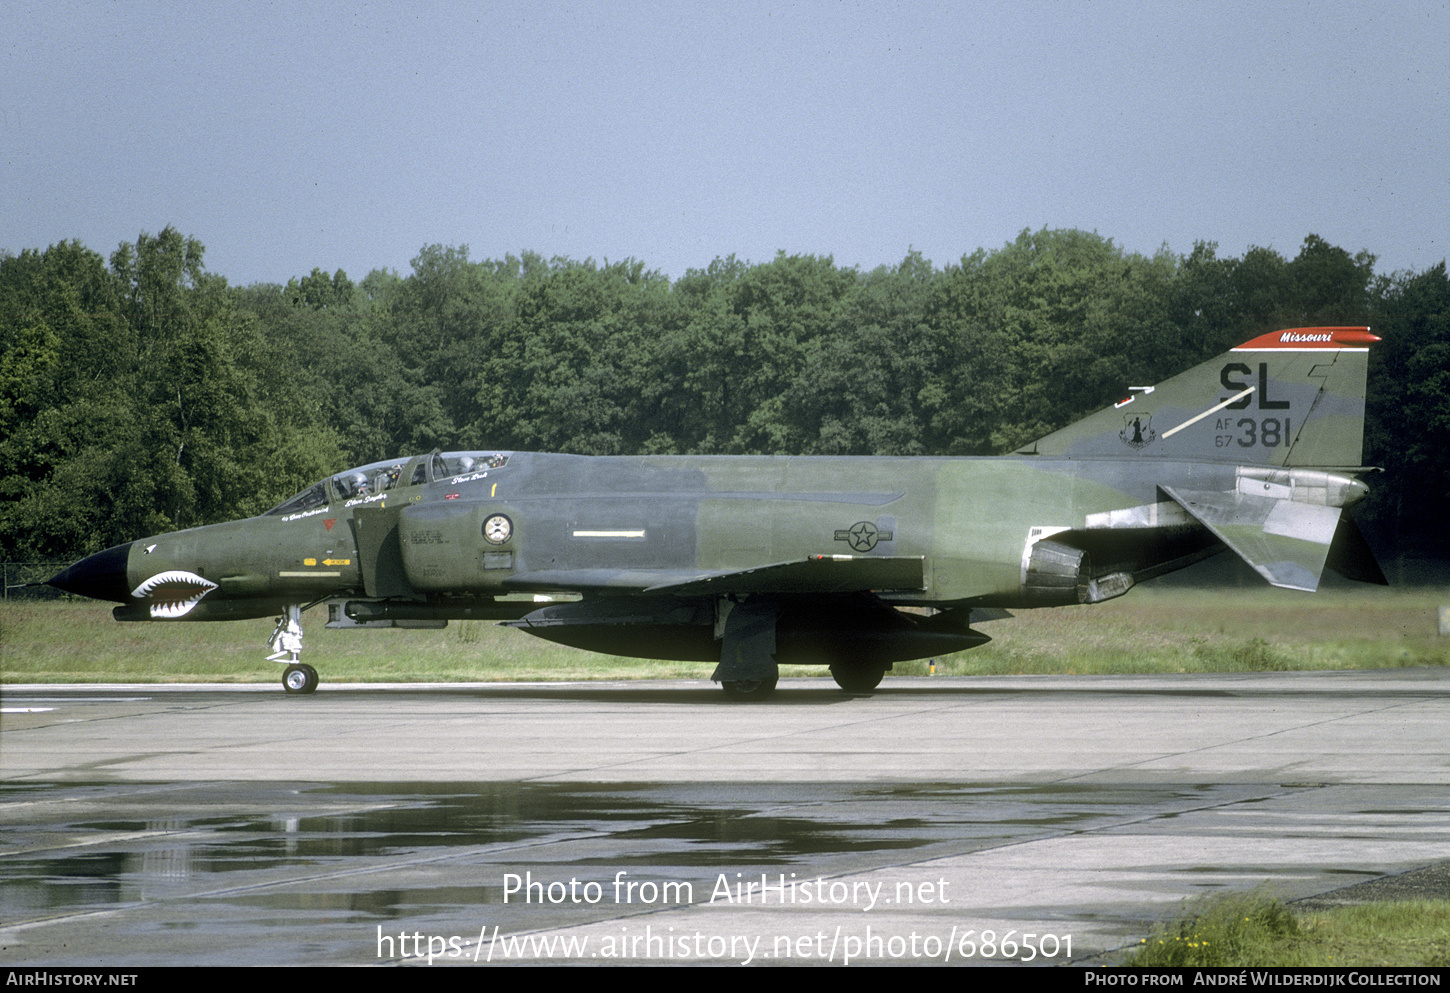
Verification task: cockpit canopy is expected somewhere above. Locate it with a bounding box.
[265,451,511,517]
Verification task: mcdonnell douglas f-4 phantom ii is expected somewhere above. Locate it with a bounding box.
[48,326,1386,700]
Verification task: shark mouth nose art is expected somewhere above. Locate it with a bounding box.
[131,570,220,618]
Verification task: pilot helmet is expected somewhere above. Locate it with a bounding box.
[335,472,367,498]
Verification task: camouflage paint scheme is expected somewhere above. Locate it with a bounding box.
[48,327,1384,699]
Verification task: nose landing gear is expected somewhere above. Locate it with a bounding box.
[268,605,318,695]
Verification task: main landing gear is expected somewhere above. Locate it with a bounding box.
[268,605,318,695]
[719,675,779,702]
[829,664,888,694]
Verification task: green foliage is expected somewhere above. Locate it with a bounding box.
[285,267,356,310]
[0,318,59,434]
[1361,261,1450,560]
[0,231,348,556]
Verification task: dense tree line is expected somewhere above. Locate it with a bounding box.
[2,227,1446,563]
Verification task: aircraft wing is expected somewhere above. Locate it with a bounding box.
[505,555,927,597]
[1160,485,1342,592]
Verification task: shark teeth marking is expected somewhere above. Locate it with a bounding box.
[131,570,219,619]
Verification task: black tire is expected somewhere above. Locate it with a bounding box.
[283,663,319,695]
[720,675,778,701]
[830,664,886,693]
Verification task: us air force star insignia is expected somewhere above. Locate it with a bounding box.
[833,521,893,552]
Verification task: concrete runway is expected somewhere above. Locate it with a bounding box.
[2,671,1449,965]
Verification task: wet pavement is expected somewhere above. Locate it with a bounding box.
[3,674,1449,965]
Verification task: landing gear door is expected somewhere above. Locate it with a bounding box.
[355,505,417,599]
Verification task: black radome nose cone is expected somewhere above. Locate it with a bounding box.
[47,543,133,603]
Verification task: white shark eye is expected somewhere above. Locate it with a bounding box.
[131,570,220,619]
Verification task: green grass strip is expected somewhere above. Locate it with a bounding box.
[1122,890,1450,967]
[4,586,1447,684]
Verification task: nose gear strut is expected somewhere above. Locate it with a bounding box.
[268,605,318,694]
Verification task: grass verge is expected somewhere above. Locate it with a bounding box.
[1122,890,1450,967]
[2,585,1446,684]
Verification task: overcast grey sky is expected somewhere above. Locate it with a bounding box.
[4,0,1447,286]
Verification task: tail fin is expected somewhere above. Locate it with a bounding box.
[1022,327,1379,467]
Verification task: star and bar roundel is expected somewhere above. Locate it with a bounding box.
[833,521,893,552]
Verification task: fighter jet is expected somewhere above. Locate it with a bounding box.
[47,326,1385,700]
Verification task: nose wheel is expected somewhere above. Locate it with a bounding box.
[283,663,319,695]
